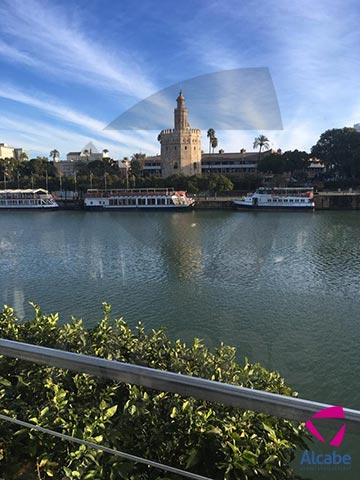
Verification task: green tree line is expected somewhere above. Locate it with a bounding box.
[5,125,360,193]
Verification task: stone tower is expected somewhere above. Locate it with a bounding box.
[158,92,202,178]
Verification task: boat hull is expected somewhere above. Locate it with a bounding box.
[232,202,314,211]
[84,205,194,211]
[0,205,58,210]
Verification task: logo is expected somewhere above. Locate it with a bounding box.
[305,405,346,446]
[299,405,351,472]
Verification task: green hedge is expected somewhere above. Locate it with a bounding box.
[0,304,308,479]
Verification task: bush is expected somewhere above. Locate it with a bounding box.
[0,304,308,479]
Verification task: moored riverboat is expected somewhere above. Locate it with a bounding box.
[232,187,315,211]
[84,188,195,210]
[0,189,59,209]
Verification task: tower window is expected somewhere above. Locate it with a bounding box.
[185,146,187,150]
[174,146,176,150]
[194,147,196,150]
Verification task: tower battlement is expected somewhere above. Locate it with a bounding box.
[159,128,201,137]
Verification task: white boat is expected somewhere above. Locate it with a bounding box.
[84,188,195,210]
[0,189,59,209]
[232,187,315,210]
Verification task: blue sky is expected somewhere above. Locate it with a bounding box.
[0,0,359,159]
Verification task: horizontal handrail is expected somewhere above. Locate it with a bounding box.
[0,413,212,480]
[0,339,359,433]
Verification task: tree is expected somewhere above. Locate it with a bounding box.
[257,152,287,174]
[208,174,233,194]
[207,128,215,154]
[130,153,146,177]
[211,136,218,153]
[0,304,308,480]
[311,127,360,180]
[49,149,60,162]
[282,150,310,174]
[19,152,29,162]
[253,135,270,162]
[83,149,90,162]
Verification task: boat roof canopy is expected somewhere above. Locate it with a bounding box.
[257,187,313,192]
[0,189,49,194]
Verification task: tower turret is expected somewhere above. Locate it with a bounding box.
[174,91,189,130]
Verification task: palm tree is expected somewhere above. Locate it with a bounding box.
[211,137,218,153]
[207,129,215,154]
[19,152,29,162]
[253,135,270,162]
[49,149,60,162]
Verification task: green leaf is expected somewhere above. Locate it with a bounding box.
[185,448,200,469]
[182,400,190,411]
[242,450,257,465]
[0,378,11,387]
[40,406,50,417]
[105,405,118,419]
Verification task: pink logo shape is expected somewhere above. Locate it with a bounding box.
[305,405,346,447]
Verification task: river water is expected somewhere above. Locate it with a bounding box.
[0,210,359,477]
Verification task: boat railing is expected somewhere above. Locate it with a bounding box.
[256,188,313,194]
[86,188,177,197]
[0,338,359,479]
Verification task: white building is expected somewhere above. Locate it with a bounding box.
[66,142,107,163]
[0,143,29,160]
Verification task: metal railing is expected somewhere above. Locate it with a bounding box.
[0,338,359,479]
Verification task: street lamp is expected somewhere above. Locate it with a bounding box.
[104,172,108,191]
[45,171,49,191]
[31,173,34,189]
[17,172,20,189]
[89,171,93,189]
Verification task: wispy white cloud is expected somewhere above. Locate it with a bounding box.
[0,41,43,68]
[0,0,157,100]
[0,85,160,157]
[0,112,160,159]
